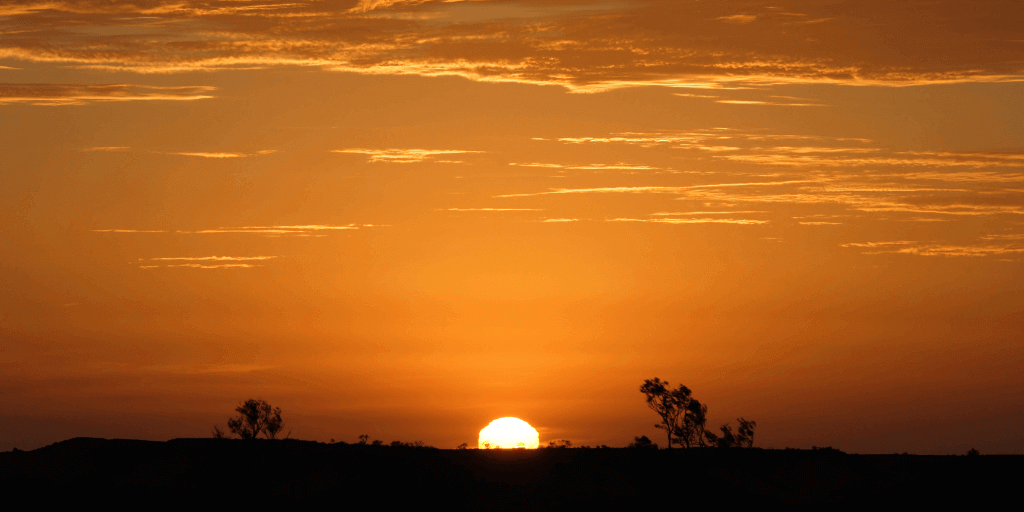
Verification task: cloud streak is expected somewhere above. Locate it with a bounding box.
[1,1,1021,90]
[842,240,1024,257]
[94,224,376,236]
[609,218,769,225]
[332,148,482,163]
[0,83,215,106]
[139,255,279,269]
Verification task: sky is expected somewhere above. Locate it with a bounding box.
[1,0,1022,454]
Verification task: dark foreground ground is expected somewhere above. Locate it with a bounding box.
[1,438,1016,506]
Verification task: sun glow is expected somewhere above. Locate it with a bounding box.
[478,417,540,449]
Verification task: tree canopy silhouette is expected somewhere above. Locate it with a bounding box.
[226,399,286,439]
[640,378,697,448]
[641,378,756,449]
[626,435,657,449]
[705,418,756,448]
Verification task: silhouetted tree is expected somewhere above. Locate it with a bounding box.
[966,448,980,456]
[546,439,572,448]
[707,418,756,448]
[456,443,469,450]
[626,435,658,449]
[641,378,699,448]
[227,399,286,439]
[357,434,369,445]
[674,398,709,448]
[212,425,227,439]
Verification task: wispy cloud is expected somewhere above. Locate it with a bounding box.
[496,180,820,198]
[842,240,1024,257]
[652,211,768,216]
[167,150,277,158]
[147,256,278,261]
[94,224,376,236]
[1,1,1020,90]
[0,84,215,106]
[169,152,246,158]
[610,218,769,225]
[332,148,482,163]
[717,14,758,24]
[139,255,278,269]
[715,99,827,107]
[444,208,543,211]
[510,162,667,172]
[92,229,168,233]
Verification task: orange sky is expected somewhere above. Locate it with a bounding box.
[1,0,1022,454]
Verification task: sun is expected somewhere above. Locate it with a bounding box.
[478,417,540,449]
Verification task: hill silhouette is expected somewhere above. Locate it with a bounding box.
[2,438,1016,506]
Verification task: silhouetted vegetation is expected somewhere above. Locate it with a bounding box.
[389,440,434,448]
[626,435,657,449]
[4,438,1017,505]
[641,377,756,449]
[224,399,287,440]
[705,418,756,448]
[546,439,573,449]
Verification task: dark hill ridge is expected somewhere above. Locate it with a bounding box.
[1,438,1016,506]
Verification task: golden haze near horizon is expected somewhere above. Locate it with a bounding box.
[1,0,1022,454]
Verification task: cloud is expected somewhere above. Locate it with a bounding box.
[169,152,247,158]
[445,208,543,211]
[510,162,665,171]
[146,256,278,261]
[717,14,757,24]
[139,255,279,269]
[167,150,277,158]
[143,263,262,269]
[541,218,578,223]
[495,180,820,198]
[92,229,167,233]
[0,83,215,106]
[843,240,1024,257]
[332,148,482,163]
[1,1,1021,90]
[715,100,827,107]
[94,224,374,236]
[652,211,768,216]
[551,129,1024,173]
[609,218,769,225]
[674,93,719,99]
[83,146,130,152]
[349,0,450,13]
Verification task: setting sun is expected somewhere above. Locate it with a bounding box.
[478,418,540,449]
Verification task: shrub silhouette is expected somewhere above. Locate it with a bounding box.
[226,399,287,439]
[706,418,756,448]
[626,435,658,449]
